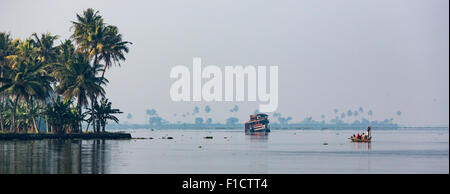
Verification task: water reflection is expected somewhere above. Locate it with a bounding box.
[0,139,112,174]
[246,133,269,141]
[245,133,269,173]
[351,142,373,173]
[353,142,372,150]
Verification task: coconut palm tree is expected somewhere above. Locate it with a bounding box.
[71,8,131,132]
[71,8,106,132]
[0,32,18,131]
[57,39,75,65]
[0,99,13,130]
[53,53,107,133]
[44,96,82,134]
[0,8,130,135]
[25,102,41,133]
[86,98,122,133]
[71,8,104,58]
[31,32,59,64]
[98,25,132,79]
[0,55,52,133]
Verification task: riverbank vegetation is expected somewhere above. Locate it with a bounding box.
[0,8,131,134]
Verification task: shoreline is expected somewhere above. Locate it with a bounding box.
[0,132,132,141]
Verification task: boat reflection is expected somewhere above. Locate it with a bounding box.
[353,142,372,150]
[245,132,269,141]
[245,133,269,173]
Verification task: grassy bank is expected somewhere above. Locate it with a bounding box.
[0,132,132,140]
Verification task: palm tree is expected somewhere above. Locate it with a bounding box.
[25,102,41,133]
[86,98,122,133]
[71,8,105,132]
[0,9,130,135]
[71,8,131,132]
[98,25,132,79]
[71,8,104,58]
[44,96,81,134]
[53,53,107,133]
[0,99,14,130]
[31,32,59,64]
[0,32,17,131]
[57,39,75,65]
[0,55,52,133]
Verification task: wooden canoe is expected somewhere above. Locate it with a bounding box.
[348,136,372,142]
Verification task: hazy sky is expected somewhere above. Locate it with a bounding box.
[1,0,448,126]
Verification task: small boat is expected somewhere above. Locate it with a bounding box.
[348,136,372,143]
[245,113,270,134]
[349,126,372,142]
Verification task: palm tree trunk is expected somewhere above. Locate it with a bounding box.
[0,99,4,131]
[29,98,39,134]
[0,109,4,132]
[102,120,106,133]
[96,119,100,133]
[90,96,96,133]
[93,55,100,134]
[32,117,38,134]
[101,64,107,81]
[84,121,90,133]
[45,115,49,133]
[26,99,32,133]
[37,115,42,132]
[77,96,82,134]
[12,96,18,133]
[0,70,4,132]
[36,100,43,132]
[99,62,109,134]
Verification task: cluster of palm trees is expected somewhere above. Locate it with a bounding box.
[0,8,130,134]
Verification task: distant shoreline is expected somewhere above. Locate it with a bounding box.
[106,122,402,130]
[106,126,449,130]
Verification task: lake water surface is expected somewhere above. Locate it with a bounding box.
[0,128,448,174]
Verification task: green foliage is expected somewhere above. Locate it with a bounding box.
[86,98,122,132]
[44,96,85,134]
[0,8,130,134]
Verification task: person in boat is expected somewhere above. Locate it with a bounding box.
[367,126,371,137]
[356,133,359,139]
[362,133,366,140]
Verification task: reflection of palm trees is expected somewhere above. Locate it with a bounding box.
[0,139,112,174]
[78,140,82,174]
[89,139,107,174]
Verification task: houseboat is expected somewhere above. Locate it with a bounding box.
[245,113,271,134]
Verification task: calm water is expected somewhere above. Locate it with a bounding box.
[0,128,448,174]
